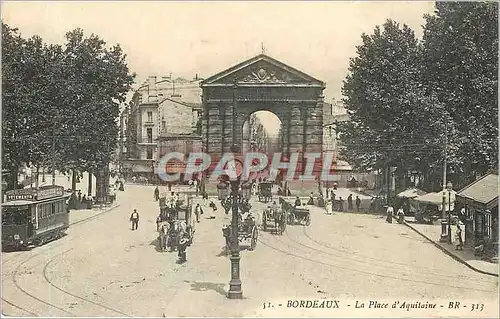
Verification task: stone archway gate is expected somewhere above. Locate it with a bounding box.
[200,54,325,172]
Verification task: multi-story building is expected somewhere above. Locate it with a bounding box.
[120,75,203,180]
[242,114,269,153]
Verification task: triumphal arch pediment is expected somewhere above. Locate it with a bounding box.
[202,54,324,86]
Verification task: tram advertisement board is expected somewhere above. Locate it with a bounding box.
[36,186,64,200]
[4,185,64,201]
[5,188,35,201]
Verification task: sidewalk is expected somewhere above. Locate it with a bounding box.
[404,221,499,277]
[69,203,120,225]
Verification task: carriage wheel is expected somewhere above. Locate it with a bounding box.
[250,227,258,250]
[305,215,311,226]
[288,213,296,225]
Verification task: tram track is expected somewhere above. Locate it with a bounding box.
[257,231,496,293]
[300,223,473,277]
[292,225,487,283]
[42,249,132,317]
[2,204,125,317]
[10,251,77,316]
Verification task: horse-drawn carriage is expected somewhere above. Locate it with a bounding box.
[258,182,273,203]
[222,213,259,252]
[279,197,311,226]
[157,195,195,252]
[262,206,286,235]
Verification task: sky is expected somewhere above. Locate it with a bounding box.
[2,1,436,136]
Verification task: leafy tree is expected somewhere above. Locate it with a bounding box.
[2,23,135,193]
[2,22,28,188]
[340,19,445,192]
[59,29,135,193]
[2,23,62,188]
[421,2,498,187]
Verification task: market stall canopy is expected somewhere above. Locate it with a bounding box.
[413,190,456,211]
[397,188,427,199]
[457,173,498,210]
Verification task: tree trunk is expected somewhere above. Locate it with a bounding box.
[35,166,40,188]
[386,166,391,205]
[8,167,19,190]
[87,170,93,195]
[72,170,77,191]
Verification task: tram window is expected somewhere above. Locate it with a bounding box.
[2,207,29,225]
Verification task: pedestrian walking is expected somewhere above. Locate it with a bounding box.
[194,203,203,222]
[338,197,344,212]
[386,205,394,223]
[455,224,464,250]
[154,186,160,201]
[397,207,405,224]
[130,209,139,230]
[326,199,333,215]
[86,194,93,209]
[307,192,314,205]
[347,194,353,210]
[209,200,218,216]
[355,196,361,211]
[193,179,199,196]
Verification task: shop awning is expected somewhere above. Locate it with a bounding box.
[413,190,456,211]
[457,173,498,210]
[397,188,427,199]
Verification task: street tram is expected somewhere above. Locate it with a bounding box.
[2,185,71,250]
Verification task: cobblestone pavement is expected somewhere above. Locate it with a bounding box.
[2,185,498,317]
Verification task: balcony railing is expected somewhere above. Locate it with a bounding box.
[136,138,156,144]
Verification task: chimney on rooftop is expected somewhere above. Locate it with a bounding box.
[148,76,157,102]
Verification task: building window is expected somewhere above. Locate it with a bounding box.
[147,111,153,122]
[147,128,153,143]
[146,147,153,159]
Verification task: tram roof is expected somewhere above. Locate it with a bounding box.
[2,193,71,207]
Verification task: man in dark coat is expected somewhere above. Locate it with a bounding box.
[355,196,361,211]
[177,233,189,263]
[294,196,302,207]
[347,194,353,210]
[154,186,160,201]
[130,209,139,230]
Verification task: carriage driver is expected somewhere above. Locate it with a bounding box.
[177,232,190,263]
[271,201,279,214]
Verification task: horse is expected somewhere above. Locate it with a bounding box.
[273,208,285,235]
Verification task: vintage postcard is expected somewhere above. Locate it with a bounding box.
[1,1,498,318]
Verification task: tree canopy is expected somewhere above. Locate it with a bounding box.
[1,22,135,189]
[339,3,498,191]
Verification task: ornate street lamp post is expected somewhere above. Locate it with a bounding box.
[217,159,252,300]
[447,181,453,244]
[215,81,252,299]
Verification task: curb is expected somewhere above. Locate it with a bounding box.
[403,222,498,277]
[70,204,121,227]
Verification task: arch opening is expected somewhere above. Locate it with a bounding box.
[241,110,283,156]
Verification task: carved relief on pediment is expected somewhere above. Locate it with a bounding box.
[241,67,288,83]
